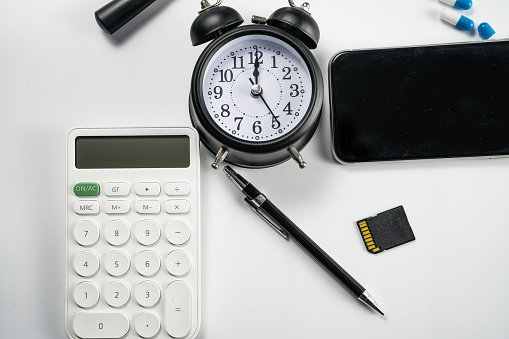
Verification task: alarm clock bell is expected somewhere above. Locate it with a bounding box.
[191,1,319,48]
[190,1,244,46]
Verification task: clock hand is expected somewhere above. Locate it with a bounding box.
[253,46,260,85]
[249,78,280,128]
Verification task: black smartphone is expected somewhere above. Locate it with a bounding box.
[329,40,509,164]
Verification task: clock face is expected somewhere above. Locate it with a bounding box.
[202,34,313,142]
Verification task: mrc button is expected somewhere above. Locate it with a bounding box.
[74,183,100,196]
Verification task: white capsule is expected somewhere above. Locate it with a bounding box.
[439,0,473,10]
[440,8,474,31]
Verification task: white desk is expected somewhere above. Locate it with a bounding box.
[1,0,509,338]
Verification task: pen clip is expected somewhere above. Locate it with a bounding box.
[244,196,289,239]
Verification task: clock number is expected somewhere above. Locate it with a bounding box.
[282,67,292,80]
[219,69,233,82]
[221,104,230,117]
[234,117,243,130]
[272,115,281,129]
[290,84,299,97]
[248,51,263,64]
[252,121,262,134]
[213,86,223,99]
[232,56,244,69]
[283,102,293,115]
[99,323,103,330]
[271,55,278,69]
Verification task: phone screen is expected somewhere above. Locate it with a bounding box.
[329,40,509,163]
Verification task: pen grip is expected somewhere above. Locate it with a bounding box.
[261,199,365,297]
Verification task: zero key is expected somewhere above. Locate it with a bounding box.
[73,312,129,339]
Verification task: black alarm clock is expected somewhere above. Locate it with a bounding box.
[189,0,323,169]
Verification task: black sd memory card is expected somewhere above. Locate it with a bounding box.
[356,206,415,254]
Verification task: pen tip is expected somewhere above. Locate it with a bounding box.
[358,291,384,316]
[367,299,384,316]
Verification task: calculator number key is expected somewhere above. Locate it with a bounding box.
[74,220,100,246]
[73,312,129,339]
[105,220,130,246]
[135,250,161,277]
[73,251,100,277]
[104,281,131,308]
[135,220,161,246]
[104,250,131,277]
[135,280,161,308]
[73,281,100,308]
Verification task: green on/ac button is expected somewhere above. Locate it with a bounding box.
[74,183,100,196]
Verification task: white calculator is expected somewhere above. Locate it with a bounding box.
[66,127,201,339]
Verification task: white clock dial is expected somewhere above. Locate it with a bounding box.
[203,34,313,142]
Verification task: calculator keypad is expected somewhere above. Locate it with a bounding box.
[104,250,130,277]
[74,221,100,246]
[73,250,100,277]
[135,280,161,307]
[104,182,130,196]
[105,220,131,246]
[73,312,130,338]
[68,180,198,339]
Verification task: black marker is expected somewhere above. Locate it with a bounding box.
[224,165,384,315]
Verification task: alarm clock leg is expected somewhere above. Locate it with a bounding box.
[287,146,307,169]
[211,147,229,169]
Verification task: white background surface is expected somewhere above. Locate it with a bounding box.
[1,0,509,338]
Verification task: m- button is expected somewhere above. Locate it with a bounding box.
[135,200,161,214]
[135,183,161,196]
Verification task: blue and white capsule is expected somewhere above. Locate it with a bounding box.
[439,0,473,10]
[440,8,474,31]
[478,22,499,40]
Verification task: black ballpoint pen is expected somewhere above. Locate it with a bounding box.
[223,165,384,315]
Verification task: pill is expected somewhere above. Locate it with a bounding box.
[478,22,499,40]
[439,8,474,31]
[439,0,473,10]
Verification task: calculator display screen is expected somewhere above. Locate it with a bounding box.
[75,136,190,168]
